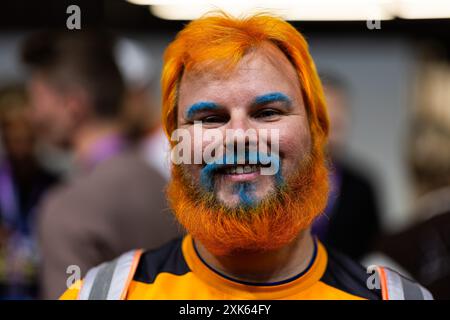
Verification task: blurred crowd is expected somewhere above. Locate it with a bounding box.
[0,29,449,299]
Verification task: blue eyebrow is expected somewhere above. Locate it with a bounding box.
[253,92,292,107]
[185,101,219,120]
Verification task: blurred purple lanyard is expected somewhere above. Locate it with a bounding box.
[81,134,126,171]
[0,160,20,228]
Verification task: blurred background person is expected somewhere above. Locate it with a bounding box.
[312,72,382,261]
[0,84,58,299]
[375,61,450,299]
[114,38,171,181]
[115,38,158,142]
[21,30,179,299]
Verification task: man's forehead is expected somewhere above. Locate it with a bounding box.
[180,42,298,88]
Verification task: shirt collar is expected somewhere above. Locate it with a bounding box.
[181,234,328,299]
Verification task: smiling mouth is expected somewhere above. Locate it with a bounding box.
[213,163,272,181]
[223,165,259,175]
[214,164,262,182]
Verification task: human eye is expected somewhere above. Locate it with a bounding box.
[200,114,228,125]
[253,108,282,120]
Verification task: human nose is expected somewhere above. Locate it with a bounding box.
[223,109,258,156]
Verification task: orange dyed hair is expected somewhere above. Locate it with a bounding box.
[161,12,329,146]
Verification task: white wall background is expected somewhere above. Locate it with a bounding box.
[309,36,419,230]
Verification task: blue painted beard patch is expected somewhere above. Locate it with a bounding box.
[232,181,257,208]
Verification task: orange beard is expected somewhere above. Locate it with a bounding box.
[167,145,329,256]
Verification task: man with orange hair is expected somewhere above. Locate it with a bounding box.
[60,13,431,300]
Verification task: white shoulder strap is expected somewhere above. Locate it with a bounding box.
[78,249,143,300]
[376,266,433,300]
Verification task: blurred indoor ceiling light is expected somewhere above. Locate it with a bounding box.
[125,0,450,21]
[148,0,393,21]
[395,0,450,19]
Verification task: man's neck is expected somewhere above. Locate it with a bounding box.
[194,229,315,284]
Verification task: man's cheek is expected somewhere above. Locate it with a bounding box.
[279,134,307,162]
[183,163,207,191]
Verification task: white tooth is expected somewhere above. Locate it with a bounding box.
[226,167,235,174]
[251,165,257,172]
[244,165,251,173]
[236,166,244,174]
[231,167,236,174]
